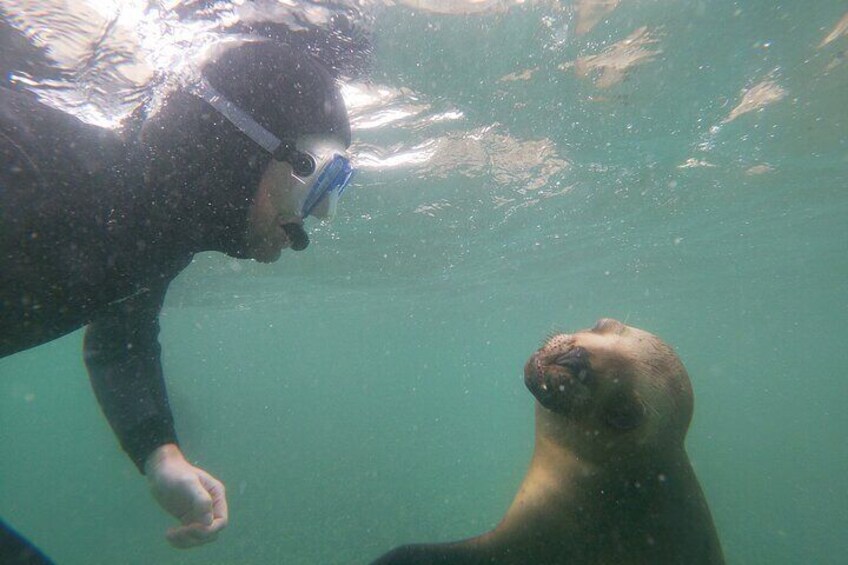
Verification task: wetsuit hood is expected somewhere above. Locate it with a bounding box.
[138,40,351,258]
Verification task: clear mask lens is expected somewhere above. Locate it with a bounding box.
[297,152,354,219]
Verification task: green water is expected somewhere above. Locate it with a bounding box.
[2,1,847,563]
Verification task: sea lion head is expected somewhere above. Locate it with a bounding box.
[524,318,694,458]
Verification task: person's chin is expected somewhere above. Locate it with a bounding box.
[253,247,283,263]
[246,225,290,262]
[246,238,285,263]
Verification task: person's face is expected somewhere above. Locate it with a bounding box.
[244,159,301,263]
[244,134,350,262]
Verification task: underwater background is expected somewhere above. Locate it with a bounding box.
[1,1,846,563]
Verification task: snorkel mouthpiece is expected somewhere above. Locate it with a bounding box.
[282,222,310,251]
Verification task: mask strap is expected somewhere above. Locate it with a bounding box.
[190,78,297,161]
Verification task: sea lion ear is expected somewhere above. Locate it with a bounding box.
[603,393,646,431]
[592,318,627,335]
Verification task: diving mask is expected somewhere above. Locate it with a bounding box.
[191,77,354,222]
[285,136,354,220]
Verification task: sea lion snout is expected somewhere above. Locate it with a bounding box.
[523,353,542,389]
[524,343,594,414]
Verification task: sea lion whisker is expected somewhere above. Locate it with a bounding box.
[543,329,563,346]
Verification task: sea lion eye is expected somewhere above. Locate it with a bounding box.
[603,393,646,431]
[592,318,626,334]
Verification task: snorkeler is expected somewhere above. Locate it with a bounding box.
[0,40,352,561]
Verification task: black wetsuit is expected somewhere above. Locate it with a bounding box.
[1,85,258,562]
[2,87,199,466]
[0,87,262,562]
[0,81,268,461]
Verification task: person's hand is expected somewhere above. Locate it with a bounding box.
[144,444,229,548]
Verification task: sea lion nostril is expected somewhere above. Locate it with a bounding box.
[553,346,589,372]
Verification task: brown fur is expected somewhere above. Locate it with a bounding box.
[374,318,724,565]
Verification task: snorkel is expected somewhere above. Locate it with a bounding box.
[282,222,310,251]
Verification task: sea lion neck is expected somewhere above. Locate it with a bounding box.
[533,403,668,465]
[487,420,709,562]
[532,403,685,470]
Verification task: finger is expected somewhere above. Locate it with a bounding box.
[166,523,219,549]
[180,480,214,526]
[202,515,228,538]
[198,472,229,524]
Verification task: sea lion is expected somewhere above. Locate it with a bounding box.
[374,318,724,564]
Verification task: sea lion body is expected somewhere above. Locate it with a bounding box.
[375,318,724,565]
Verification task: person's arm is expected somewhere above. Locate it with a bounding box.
[84,285,228,548]
[83,285,176,470]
